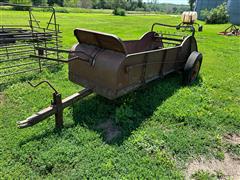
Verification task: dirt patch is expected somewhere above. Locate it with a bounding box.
[224,134,240,145]
[95,120,122,143]
[0,93,5,106]
[186,153,240,180]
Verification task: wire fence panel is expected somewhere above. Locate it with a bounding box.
[0,3,62,79]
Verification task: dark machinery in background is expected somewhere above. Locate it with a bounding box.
[219,24,240,36]
[0,3,62,78]
[195,0,240,36]
[219,0,240,36]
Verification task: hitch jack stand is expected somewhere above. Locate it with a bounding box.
[53,93,63,129]
[17,81,93,129]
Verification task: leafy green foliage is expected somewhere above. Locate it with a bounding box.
[112,7,126,16]
[9,0,31,4]
[12,5,31,11]
[191,170,219,180]
[31,0,47,6]
[201,3,229,24]
[47,0,63,6]
[9,0,31,10]
[225,144,240,156]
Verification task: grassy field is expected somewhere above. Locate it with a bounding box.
[0,10,240,179]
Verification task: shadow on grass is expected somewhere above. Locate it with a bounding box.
[72,73,187,145]
[19,73,203,146]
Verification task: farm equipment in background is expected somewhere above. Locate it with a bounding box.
[219,24,240,36]
[0,3,62,78]
[17,23,203,130]
[177,11,203,32]
[219,0,240,36]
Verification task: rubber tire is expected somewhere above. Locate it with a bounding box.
[183,51,203,85]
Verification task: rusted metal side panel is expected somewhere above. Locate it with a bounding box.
[161,48,179,75]
[124,32,163,54]
[175,36,197,70]
[69,43,125,99]
[68,29,198,100]
[115,36,197,98]
[116,50,165,98]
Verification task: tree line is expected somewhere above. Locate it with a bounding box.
[2,0,190,13]
[3,0,147,9]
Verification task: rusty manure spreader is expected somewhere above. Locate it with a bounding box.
[17,23,203,129]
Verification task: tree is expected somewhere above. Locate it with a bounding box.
[63,0,79,7]
[47,0,63,6]
[137,0,143,8]
[32,0,47,6]
[188,0,196,11]
[80,0,92,8]
[9,0,31,4]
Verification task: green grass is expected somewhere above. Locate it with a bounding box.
[0,10,240,178]
[191,170,223,180]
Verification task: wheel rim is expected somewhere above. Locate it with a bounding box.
[190,61,200,82]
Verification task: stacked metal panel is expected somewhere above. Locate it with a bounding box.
[228,0,240,25]
[0,4,62,79]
